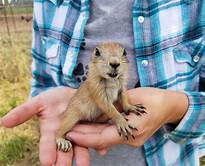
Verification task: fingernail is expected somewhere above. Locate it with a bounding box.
[66,133,72,140]
[66,132,75,140]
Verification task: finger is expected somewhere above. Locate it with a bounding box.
[125,114,146,135]
[101,126,124,146]
[67,126,123,149]
[1,97,41,128]
[96,148,108,156]
[55,148,73,166]
[39,132,57,166]
[74,146,90,166]
[67,132,102,148]
[71,123,109,134]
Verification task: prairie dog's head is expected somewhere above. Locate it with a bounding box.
[89,42,128,80]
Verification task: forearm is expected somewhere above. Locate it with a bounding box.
[163,90,189,124]
[163,90,205,144]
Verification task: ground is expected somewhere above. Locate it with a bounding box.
[0,7,32,33]
[0,33,40,166]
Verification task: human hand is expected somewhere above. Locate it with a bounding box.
[66,87,189,153]
[0,87,90,166]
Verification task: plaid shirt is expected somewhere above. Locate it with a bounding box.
[31,0,205,165]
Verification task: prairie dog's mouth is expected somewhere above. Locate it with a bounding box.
[107,72,118,78]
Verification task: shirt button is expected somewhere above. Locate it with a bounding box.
[141,60,148,66]
[193,55,200,63]
[80,41,86,49]
[81,41,86,46]
[41,37,47,45]
[163,134,169,139]
[42,39,46,45]
[138,16,145,23]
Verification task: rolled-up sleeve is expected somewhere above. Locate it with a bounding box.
[168,91,205,143]
[168,54,205,143]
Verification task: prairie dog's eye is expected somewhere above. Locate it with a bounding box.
[95,48,101,57]
[123,49,127,56]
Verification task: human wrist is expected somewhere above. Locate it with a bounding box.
[166,90,189,124]
[58,86,77,95]
[66,86,77,95]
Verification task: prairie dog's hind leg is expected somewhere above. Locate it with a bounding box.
[56,138,72,152]
[56,110,81,152]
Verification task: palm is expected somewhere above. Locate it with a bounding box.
[37,87,75,133]
[35,87,76,164]
[1,87,80,165]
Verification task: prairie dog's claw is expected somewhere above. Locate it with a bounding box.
[124,104,147,116]
[116,118,136,140]
[56,138,72,152]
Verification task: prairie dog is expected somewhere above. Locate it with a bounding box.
[56,42,146,152]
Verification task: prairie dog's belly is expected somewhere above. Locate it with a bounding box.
[105,80,121,103]
[74,79,121,121]
[106,87,119,102]
[80,98,102,121]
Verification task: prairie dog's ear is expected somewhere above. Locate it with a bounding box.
[123,48,127,56]
[95,47,101,57]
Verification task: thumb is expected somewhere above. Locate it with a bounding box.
[0,97,41,128]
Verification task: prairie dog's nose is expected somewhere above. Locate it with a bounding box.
[109,62,120,69]
[109,56,120,69]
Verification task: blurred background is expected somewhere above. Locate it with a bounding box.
[0,1,204,166]
[0,0,39,165]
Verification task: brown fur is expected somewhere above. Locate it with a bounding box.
[56,43,146,152]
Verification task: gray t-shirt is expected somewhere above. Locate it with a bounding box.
[73,0,147,166]
[74,0,139,89]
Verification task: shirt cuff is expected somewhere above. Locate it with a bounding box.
[166,91,205,144]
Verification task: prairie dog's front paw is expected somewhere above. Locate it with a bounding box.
[124,104,146,116]
[56,138,72,152]
[115,117,137,140]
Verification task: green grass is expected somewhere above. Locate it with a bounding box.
[0,7,33,16]
[0,135,33,165]
[202,159,205,166]
[11,7,33,15]
[0,33,39,166]
[0,34,32,115]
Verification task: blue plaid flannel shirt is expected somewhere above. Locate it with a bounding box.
[31,0,205,165]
